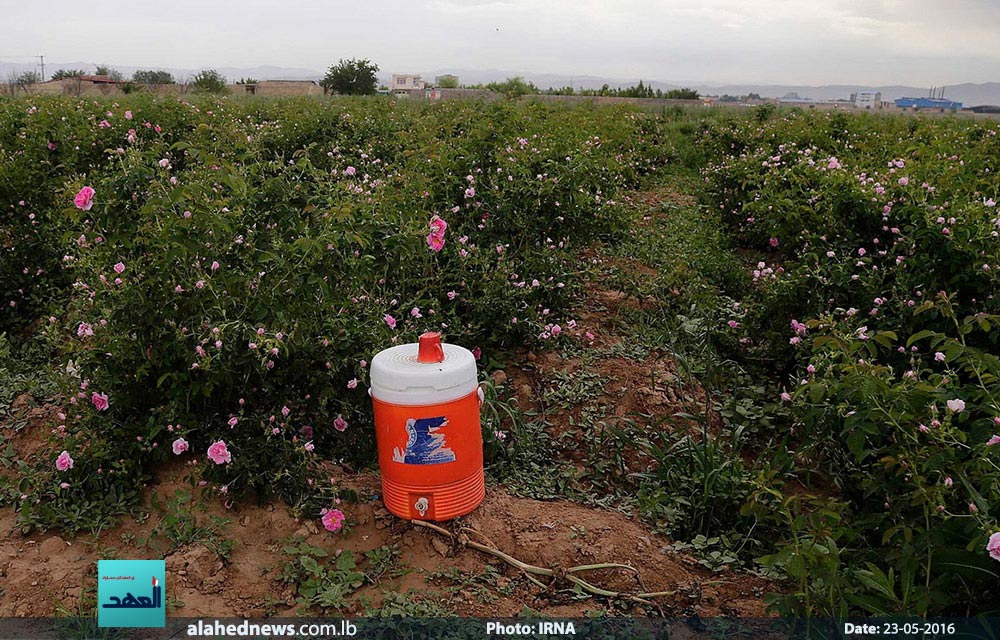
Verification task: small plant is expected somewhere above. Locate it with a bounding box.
[146,490,234,557]
[428,566,516,604]
[363,544,406,584]
[281,539,364,613]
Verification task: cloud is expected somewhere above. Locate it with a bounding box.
[0,0,995,85]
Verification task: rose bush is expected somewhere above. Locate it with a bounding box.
[0,95,671,532]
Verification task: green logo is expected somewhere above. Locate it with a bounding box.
[97,560,165,628]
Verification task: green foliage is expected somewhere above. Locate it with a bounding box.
[320,58,379,95]
[132,70,175,85]
[94,66,124,82]
[0,95,662,532]
[51,69,85,80]
[280,540,365,613]
[485,76,538,98]
[692,110,1000,615]
[16,71,41,87]
[145,490,235,557]
[435,74,459,89]
[190,69,228,94]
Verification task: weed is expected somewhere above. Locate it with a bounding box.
[429,566,517,605]
[145,490,234,557]
[280,539,364,613]
[363,544,407,584]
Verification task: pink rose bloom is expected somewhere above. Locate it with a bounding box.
[472,347,482,361]
[74,186,96,211]
[347,378,358,389]
[334,414,348,432]
[988,533,1000,562]
[780,392,792,402]
[321,508,346,532]
[207,440,232,464]
[91,392,109,411]
[769,238,778,247]
[172,438,189,455]
[125,110,133,120]
[55,450,74,471]
[304,442,315,452]
[987,435,1000,446]
[410,307,422,318]
[383,314,396,329]
[77,322,94,337]
[227,416,238,427]
[429,215,447,236]
[946,398,966,413]
[211,261,220,271]
[427,232,445,252]
[464,187,475,199]
[158,158,170,168]
[113,262,125,274]
[344,166,356,176]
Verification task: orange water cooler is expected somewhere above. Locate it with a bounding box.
[370,332,485,521]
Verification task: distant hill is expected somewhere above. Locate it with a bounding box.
[3,60,996,106]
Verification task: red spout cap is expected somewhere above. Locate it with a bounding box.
[417,332,445,363]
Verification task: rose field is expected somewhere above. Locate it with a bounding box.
[1,95,999,619]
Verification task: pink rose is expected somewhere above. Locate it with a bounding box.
[113,262,125,274]
[207,440,232,464]
[333,414,348,432]
[347,378,358,389]
[172,438,189,455]
[321,508,346,532]
[987,435,1000,446]
[383,315,396,330]
[988,532,1000,562]
[55,450,74,471]
[74,186,95,211]
[946,398,966,413]
[429,215,447,236]
[91,392,109,411]
[427,232,445,252]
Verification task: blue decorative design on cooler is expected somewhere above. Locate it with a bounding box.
[392,416,456,465]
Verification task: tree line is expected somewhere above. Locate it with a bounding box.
[12,59,699,101]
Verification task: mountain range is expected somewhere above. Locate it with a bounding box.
[3,60,997,106]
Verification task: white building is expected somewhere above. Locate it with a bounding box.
[855,91,882,109]
[390,74,425,95]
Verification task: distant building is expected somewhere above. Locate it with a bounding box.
[895,97,962,111]
[855,91,881,109]
[391,74,424,95]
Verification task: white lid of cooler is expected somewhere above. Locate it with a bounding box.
[369,341,478,406]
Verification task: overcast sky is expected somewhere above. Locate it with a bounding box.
[2,0,997,85]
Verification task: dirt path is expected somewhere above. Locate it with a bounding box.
[0,181,776,618]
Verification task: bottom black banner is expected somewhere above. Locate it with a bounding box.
[0,617,998,640]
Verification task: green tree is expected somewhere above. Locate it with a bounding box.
[321,58,379,95]
[664,88,699,100]
[51,69,85,80]
[190,69,228,94]
[132,69,175,84]
[16,71,41,89]
[95,65,125,82]
[486,76,539,98]
[435,74,459,89]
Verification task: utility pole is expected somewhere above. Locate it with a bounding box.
[39,55,44,81]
